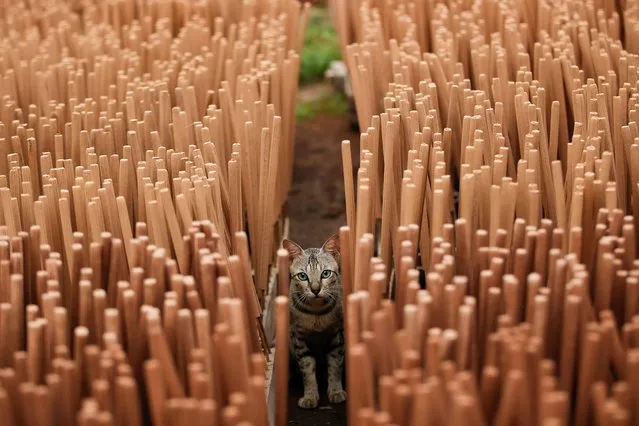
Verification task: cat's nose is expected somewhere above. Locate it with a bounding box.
[311,286,321,296]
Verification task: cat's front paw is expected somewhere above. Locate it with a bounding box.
[298,392,320,409]
[328,388,347,404]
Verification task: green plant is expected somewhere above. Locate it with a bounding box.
[296,92,349,120]
[299,7,341,84]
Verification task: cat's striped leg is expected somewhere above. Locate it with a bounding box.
[327,331,346,404]
[293,334,319,408]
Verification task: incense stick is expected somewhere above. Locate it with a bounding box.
[337,1,639,425]
[0,1,307,425]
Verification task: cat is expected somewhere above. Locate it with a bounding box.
[283,233,346,409]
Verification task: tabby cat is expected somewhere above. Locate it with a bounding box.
[283,233,346,409]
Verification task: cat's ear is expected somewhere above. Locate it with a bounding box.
[282,239,304,260]
[321,233,340,259]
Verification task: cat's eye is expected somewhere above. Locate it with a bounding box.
[296,272,309,281]
[321,270,332,279]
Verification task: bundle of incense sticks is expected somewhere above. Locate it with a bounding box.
[338,0,639,425]
[0,0,306,424]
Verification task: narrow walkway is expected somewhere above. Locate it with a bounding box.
[285,97,359,424]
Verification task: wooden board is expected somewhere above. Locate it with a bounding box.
[263,216,290,426]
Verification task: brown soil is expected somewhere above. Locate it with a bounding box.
[286,114,359,248]
[285,113,358,425]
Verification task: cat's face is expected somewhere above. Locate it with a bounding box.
[283,234,341,315]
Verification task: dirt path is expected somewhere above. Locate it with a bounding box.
[285,111,358,424]
[287,114,358,248]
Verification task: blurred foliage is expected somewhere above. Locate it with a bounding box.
[300,6,341,84]
[296,92,349,120]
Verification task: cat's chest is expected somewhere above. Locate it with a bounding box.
[298,328,335,347]
[294,309,339,335]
